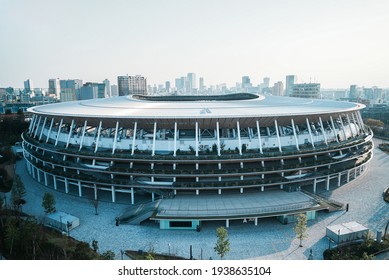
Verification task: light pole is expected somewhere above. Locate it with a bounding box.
[168,243,171,259]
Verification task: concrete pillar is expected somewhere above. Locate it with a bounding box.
[306,117,315,148]
[326,175,330,191]
[152,122,157,156]
[44,172,48,186]
[338,115,347,140]
[78,181,82,197]
[55,118,63,146]
[173,122,177,157]
[131,187,134,205]
[94,121,102,153]
[53,175,57,190]
[330,116,339,143]
[261,186,264,192]
[111,186,116,203]
[226,219,229,228]
[216,121,221,156]
[66,120,75,148]
[131,121,137,155]
[173,189,177,195]
[346,114,355,138]
[28,114,36,133]
[151,192,155,202]
[274,119,282,152]
[46,118,55,143]
[94,184,98,200]
[237,121,242,155]
[79,120,88,150]
[195,122,199,156]
[196,189,199,195]
[65,178,69,193]
[319,117,328,145]
[291,118,300,150]
[112,121,120,154]
[33,115,42,138]
[347,170,350,182]
[37,168,41,182]
[218,189,221,195]
[256,120,263,154]
[255,217,258,226]
[338,173,342,187]
[39,117,47,141]
[240,188,243,193]
[313,178,317,193]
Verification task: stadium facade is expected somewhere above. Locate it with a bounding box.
[22,93,373,229]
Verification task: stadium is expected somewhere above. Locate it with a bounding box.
[22,93,373,229]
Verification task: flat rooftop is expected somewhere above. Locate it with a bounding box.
[154,189,322,220]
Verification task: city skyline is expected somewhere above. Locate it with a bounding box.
[1,0,389,89]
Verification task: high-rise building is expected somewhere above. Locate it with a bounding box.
[80,85,98,100]
[84,82,106,98]
[285,75,296,96]
[349,85,358,99]
[242,76,251,89]
[103,79,111,97]
[187,73,196,94]
[199,77,205,92]
[263,77,270,88]
[118,75,147,96]
[111,85,118,97]
[272,81,284,96]
[24,79,34,93]
[48,78,61,99]
[60,79,83,100]
[165,81,171,93]
[291,83,321,99]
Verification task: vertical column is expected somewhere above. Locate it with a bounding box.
[131,121,137,155]
[274,119,282,152]
[33,115,42,138]
[313,178,317,193]
[216,121,221,156]
[152,122,157,156]
[256,120,263,154]
[330,116,339,142]
[151,192,155,202]
[53,175,57,190]
[39,117,48,141]
[254,217,258,226]
[55,118,63,146]
[338,115,347,140]
[173,122,177,157]
[131,187,134,205]
[94,121,102,153]
[356,111,366,134]
[64,178,69,193]
[94,184,98,200]
[350,112,358,136]
[79,120,88,150]
[111,186,116,203]
[66,120,75,148]
[44,172,48,186]
[346,114,355,138]
[78,181,82,197]
[326,175,330,191]
[195,122,199,156]
[112,121,120,154]
[338,173,342,187]
[291,119,300,150]
[319,117,328,145]
[237,121,242,155]
[28,114,36,133]
[31,115,40,136]
[46,118,55,143]
[347,170,350,183]
[306,117,315,148]
[226,219,229,228]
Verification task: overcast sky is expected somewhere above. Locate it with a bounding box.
[1,0,388,89]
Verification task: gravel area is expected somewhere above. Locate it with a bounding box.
[10,138,389,260]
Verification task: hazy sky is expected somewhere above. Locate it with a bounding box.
[1,0,388,89]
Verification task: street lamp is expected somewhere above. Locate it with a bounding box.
[168,243,171,259]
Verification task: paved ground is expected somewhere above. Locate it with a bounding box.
[9,138,389,260]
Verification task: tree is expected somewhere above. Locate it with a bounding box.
[100,250,115,260]
[214,226,230,259]
[11,175,26,210]
[42,192,56,214]
[91,240,99,252]
[364,118,384,127]
[294,213,308,247]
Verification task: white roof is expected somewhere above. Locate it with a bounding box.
[327,221,368,235]
[28,94,364,119]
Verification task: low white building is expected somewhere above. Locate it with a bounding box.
[44,211,80,232]
[326,221,369,244]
